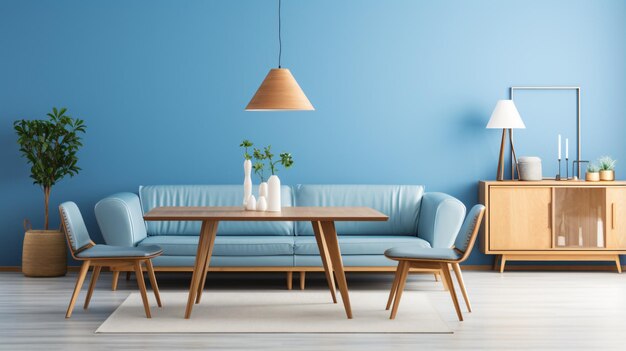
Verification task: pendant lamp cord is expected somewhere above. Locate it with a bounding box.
[278,0,282,68]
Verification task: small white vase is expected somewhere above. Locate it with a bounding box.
[243,159,252,206]
[267,175,281,212]
[257,196,268,211]
[246,195,257,211]
[259,182,268,198]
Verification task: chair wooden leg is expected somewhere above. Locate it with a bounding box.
[441,269,449,291]
[441,262,463,321]
[286,271,293,290]
[145,260,162,307]
[66,260,90,318]
[126,271,131,281]
[390,261,410,320]
[452,263,471,312]
[386,261,404,310]
[300,271,306,290]
[111,270,120,291]
[84,265,101,309]
[434,273,439,281]
[134,261,151,318]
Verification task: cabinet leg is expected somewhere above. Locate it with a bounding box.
[499,255,507,273]
[615,255,622,274]
[493,255,501,271]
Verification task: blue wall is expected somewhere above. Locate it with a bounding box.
[1,0,624,266]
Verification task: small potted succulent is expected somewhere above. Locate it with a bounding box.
[585,164,600,182]
[598,156,616,181]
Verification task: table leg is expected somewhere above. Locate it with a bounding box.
[311,221,337,304]
[320,221,352,319]
[196,221,219,304]
[185,220,218,319]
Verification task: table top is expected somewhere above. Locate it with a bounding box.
[143,206,389,222]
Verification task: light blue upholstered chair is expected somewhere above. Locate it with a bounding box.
[384,204,485,321]
[59,201,163,318]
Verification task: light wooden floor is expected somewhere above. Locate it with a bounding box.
[1,270,626,350]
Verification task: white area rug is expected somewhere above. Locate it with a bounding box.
[96,290,451,334]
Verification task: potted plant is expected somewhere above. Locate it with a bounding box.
[14,107,86,277]
[598,156,616,181]
[585,164,600,182]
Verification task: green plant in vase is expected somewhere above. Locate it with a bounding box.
[252,147,269,210]
[263,145,294,212]
[14,107,86,276]
[597,156,616,181]
[239,140,254,206]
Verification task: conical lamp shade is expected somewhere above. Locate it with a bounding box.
[246,68,314,111]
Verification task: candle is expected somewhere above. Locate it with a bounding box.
[565,138,569,159]
[558,134,561,160]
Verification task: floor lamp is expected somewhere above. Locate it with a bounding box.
[486,100,526,181]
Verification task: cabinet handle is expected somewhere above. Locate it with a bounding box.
[612,203,616,229]
[548,203,552,229]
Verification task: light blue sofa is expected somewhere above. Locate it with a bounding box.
[95,184,466,286]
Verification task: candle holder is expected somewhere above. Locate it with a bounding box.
[573,160,589,181]
[565,158,569,180]
[556,159,562,180]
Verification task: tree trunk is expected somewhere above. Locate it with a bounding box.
[44,186,50,230]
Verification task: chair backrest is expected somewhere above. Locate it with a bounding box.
[59,201,93,255]
[453,204,486,262]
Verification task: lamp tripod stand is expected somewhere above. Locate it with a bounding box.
[496,129,519,181]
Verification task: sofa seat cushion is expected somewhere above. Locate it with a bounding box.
[138,236,294,256]
[294,235,430,255]
[76,244,163,258]
[384,246,461,261]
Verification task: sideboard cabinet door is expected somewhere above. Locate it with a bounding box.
[489,187,552,250]
[606,187,626,249]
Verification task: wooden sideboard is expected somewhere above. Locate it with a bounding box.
[479,180,626,272]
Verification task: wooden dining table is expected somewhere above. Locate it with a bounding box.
[143,206,388,319]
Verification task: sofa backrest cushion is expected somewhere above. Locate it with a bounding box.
[139,185,294,236]
[295,184,423,236]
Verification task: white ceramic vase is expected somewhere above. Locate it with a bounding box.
[267,175,281,212]
[243,159,252,206]
[246,195,257,211]
[259,182,268,198]
[257,196,268,211]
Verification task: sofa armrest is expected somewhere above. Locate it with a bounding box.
[417,192,466,248]
[94,192,148,246]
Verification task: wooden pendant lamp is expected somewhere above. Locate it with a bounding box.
[246,0,314,111]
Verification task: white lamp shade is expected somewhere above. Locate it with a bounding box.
[486,100,525,129]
